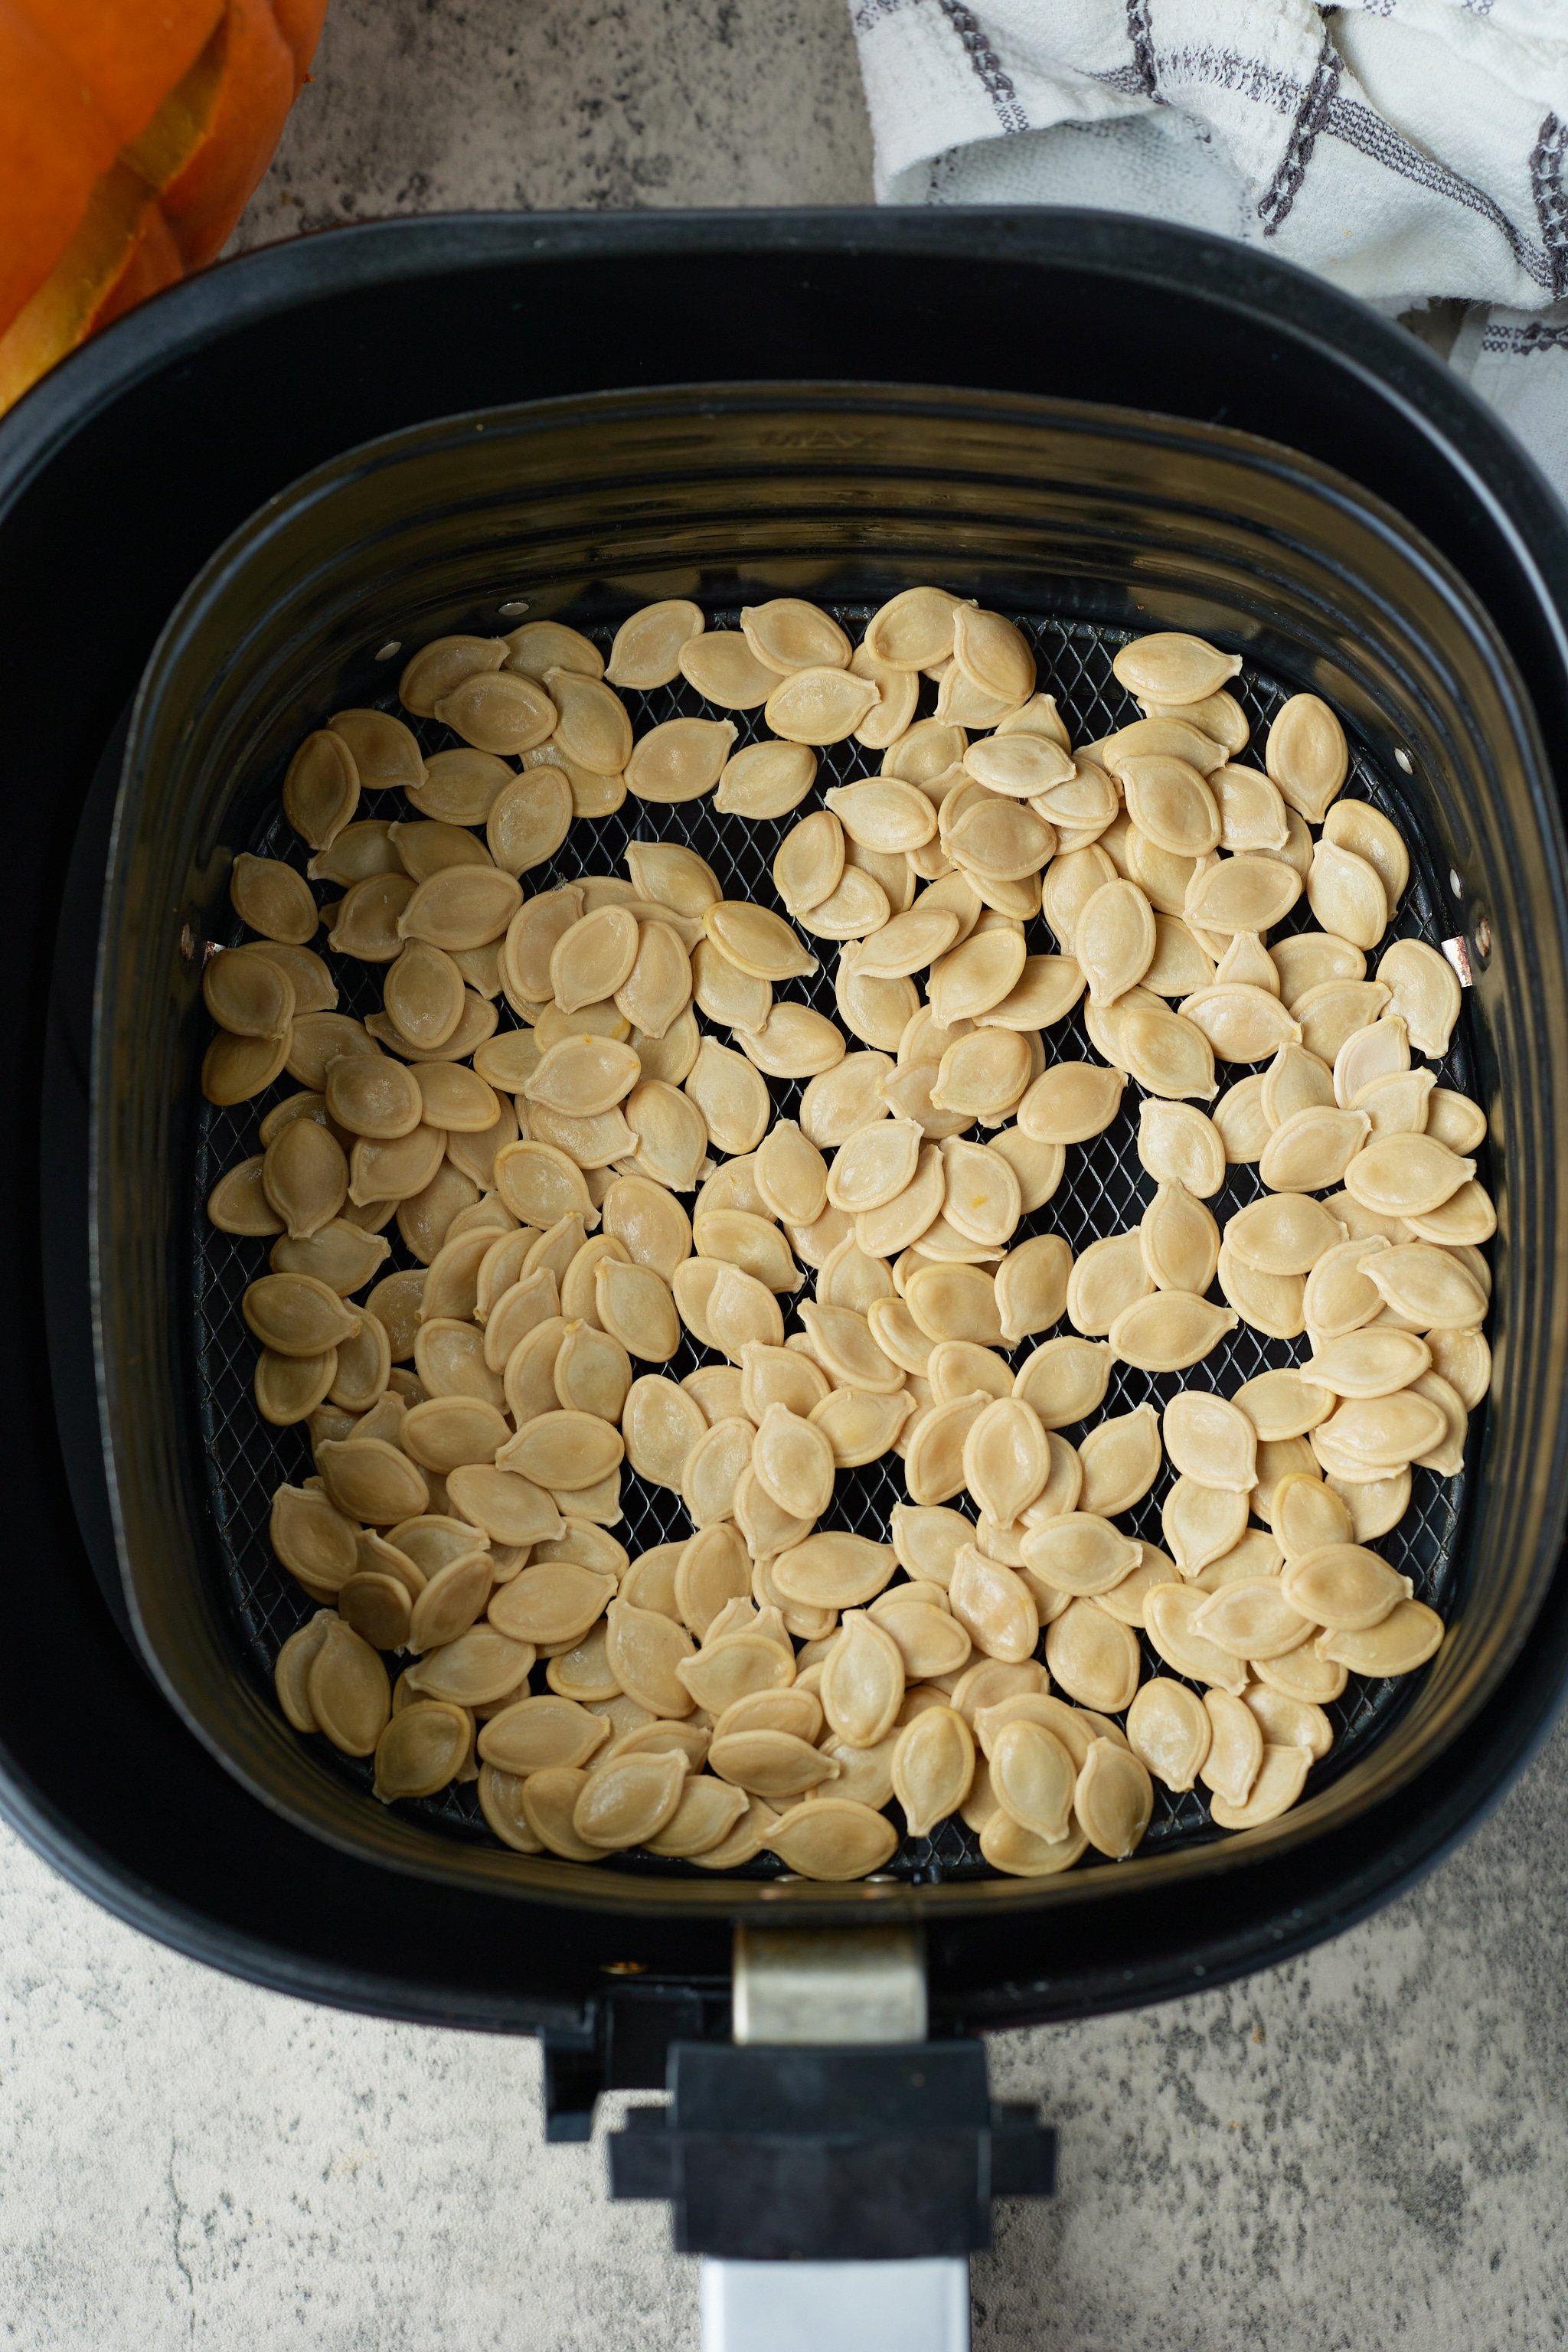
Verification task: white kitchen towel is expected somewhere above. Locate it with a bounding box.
[848,0,1568,499]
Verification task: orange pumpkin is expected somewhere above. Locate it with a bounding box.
[0,0,329,414]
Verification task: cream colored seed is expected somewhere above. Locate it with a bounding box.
[626,716,737,802]
[1344,1132,1473,1219]
[1184,854,1302,935]
[1266,694,1348,823]
[949,1546,1040,1664]
[1143,1581,1248,1694]
[1110,1291,1237,1373]
[1076,1403,1162,1517]
[1315,1600,1443,1677]
[887,1704,974,1838]
[1376,938,1464,1058]
[1013,1335,1113,1428]
[1140,1183,1220,1294]
[1075,1739,1154,1859]
[1112,633,1241,704]
[1217,1243,1304,1343]
[1019,1513,1141,1597]
[1163,1390,1256,1492]
[963,1396,1050,1524]
[1066,1232,1152,1336]
[1161,1476,1249,1574]
[1075,878,1156,1004]
[1044,1601,1141,1713]
[1126,1678,1211,1793]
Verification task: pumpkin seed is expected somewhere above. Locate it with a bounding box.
[1012,1334,1113,1428]
[1043,1598,1140,1713]
[1307,839,1388,952]
[1260,1043,1334,1130]
[762,665,878,744]
[761,1797,900,1880]
[979,1811,1089,1877]
[1161,1390,1255,1492]
[1142,1579,1248,1694]
[1212,931,1280,996]
[1180,983,1302,1064]
[1226,1191,1345,1276]
[602,1597,697,1717]
[1210,1075,1270,1165]
[949,1546,1040,1664]
[203,942,296,1041]
[884,1704,972,1836]
[307,1619,392,1756]
[1423,1086,1486,1155]
[1109,1290,1237,1372]
[1216,1243,1305,1341]
[1344,1132,1473,1220]
[1191,1687,1264,1808]
[1265,694,1348,822]
[1073,879,1156,1004]
[1257,1103,1370,1193]
[1018,1063,1127,1153]
[1403,1181,1496,1246]
[1233,1367,1334,1442]
[1067,1738,1150,1859]
[1126,1677,1211,1792]
[1140,1184,1221,1294]
[1018,1511,1142,1597]
[1209,1741,1312,1828]
[1120,754,1221,857]
[570,1749,689,1850]
[1278,1540,1410,1632]
[1184,854,1302,936]
[982,1716,1073,1843]
[445,1463,562,1547]
[1112,633,1241,704]
[625,715,737,802]
[1063,1231,1150,1337]
[1424,1327,1491,1410]
[1302,1326,1432,1399]
[230,851,319,946]
[926,936,1024,1039]
[1368,936,1465,1063]
[937,609,1029,713]
[959,1396,1046,1523]
[1315,1599,1443,1675]
[1207,763,1289,854]
[1119,1002,1220,1103]
[1159,1473,1247,1573]
[1142,915,1216,999]
[991,1234,1070,1347]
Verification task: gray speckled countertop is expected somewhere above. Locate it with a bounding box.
[5,3,1564,2343]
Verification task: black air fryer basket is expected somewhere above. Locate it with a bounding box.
[106,378,1554,1926]
[4,217,1568,2151]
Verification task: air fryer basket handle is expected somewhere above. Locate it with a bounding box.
[606,1927,1056,2347]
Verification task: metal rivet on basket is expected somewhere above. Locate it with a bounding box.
[1393,747,1413,773]
[497,599,530,617]
[373,639,402,661]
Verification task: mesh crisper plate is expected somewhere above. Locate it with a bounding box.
[190,611,1481,1883]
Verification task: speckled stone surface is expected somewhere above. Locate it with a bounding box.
[231,0,873,245]
[5,2,1561,2344]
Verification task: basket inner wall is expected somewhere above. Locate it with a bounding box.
[97,389,1566,1919]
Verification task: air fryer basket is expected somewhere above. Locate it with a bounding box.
[98,382,1568,1919]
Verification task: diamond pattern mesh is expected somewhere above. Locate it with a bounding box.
[190,612,1481,1882]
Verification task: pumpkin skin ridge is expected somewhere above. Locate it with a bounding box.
[0,0,328,414]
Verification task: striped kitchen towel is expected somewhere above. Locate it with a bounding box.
[848,0,1568,498]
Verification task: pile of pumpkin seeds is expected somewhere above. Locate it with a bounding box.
[204,592,1490,1880]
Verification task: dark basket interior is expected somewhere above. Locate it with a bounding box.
[191,604,1481,1883]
